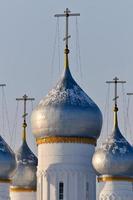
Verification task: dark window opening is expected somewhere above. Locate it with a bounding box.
[59,182,64,200]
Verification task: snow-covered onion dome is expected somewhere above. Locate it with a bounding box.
[11,121,38,191]
[31,48,102,145]
[0,135,16,181]
[92,105,133,181]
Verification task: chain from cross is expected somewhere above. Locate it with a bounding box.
[54,8,80,51]
[16,94,35,124]
[106,77,126,109]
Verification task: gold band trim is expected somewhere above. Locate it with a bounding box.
[10,187,36,192]
[36,136,96,146]
[0,179,11,183]
[98,176,133,182]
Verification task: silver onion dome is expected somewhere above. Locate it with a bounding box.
[11,121,38,190]
[92,107,133,177]
[11,139,37,189]
[0,135,16,180]
[31,50,102,140]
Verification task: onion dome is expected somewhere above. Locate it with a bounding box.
[31,8,102,143]
[11,119,38,190]
[0,135,16,180]
[92,105,133,178]
[31,49,102,142]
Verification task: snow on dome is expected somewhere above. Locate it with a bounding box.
[0,135,16,180]
[31,65,102,140]
[92,111,133,177]
[11,140,37,189]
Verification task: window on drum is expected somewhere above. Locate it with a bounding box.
[59,182,64,200]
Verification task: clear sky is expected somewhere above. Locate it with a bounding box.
[0,0,133,155]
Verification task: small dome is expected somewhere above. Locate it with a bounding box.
[11,139,37,189]
[92,110,133,177]
[31,63,102,140]
[0,135,16,180]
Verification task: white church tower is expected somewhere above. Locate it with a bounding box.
[92,77,133,200]
[31,8,102,200]
[10,94,38,200]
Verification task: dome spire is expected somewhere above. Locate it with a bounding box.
[31,9,102,143]
[55,8,80,69]
[11,94,37,193]
[92,77,133,180]
[106,77,126,128]
[16,94,35,141]
[0,83,17,182]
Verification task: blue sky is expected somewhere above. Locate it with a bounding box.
[0,0,133,153]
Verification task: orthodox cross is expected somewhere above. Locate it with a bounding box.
[0,84,6,98]
[106,77,126,109]
[127,93,133,96]
[127,92,133,113]
[16,94,35,124]
[55,8,80,49]
[16,94,35,140]
[0,84,6,87]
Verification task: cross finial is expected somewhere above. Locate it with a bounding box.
[106,77,126,111]
[16,94,35,141]
[55,8,80,53]
[106,77,126,128]
[0,84,6,87]
[127,93,133,96]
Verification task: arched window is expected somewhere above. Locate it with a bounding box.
[59,182,64,200]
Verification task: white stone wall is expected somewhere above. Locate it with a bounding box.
[37,143,96,200]
[99,181,133,200]
[0,182,10,200]
[10,191,36,200]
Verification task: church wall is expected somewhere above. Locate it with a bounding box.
[99,181,133,200]
[37,143,96,200]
